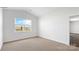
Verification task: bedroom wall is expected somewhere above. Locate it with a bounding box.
[3,9,38,42]
[38,11,69,45]
[38,8,79,45]
[0,8,3,49]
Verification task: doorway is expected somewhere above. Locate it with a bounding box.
[70,15,79,47]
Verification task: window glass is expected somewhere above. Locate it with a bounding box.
[15,18,32,32]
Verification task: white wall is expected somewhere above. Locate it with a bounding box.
[70,21,79,34]
[0,8,3,49]
[38,12,69,45]
[3,9,38,42]
[38,8,79,45]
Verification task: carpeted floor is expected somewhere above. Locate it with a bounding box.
[1,37,79,51]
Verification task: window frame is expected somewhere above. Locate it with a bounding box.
[15,18,32,32]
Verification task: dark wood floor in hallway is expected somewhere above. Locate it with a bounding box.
[70,33,79,47]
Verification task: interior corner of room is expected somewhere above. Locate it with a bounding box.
[0,7,79,51]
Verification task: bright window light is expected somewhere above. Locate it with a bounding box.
[70,16,79,22]
[70,18,79,21]
[15,18,32,32]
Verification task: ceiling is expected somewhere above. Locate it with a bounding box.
[5,7,55,17]
[5,7,79,18]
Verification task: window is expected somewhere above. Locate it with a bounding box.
[15,18,32,32]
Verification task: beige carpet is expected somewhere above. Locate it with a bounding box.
[1,37,79,51]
